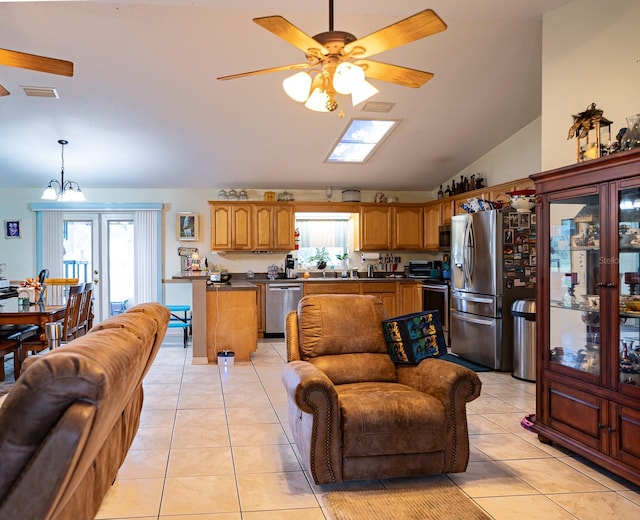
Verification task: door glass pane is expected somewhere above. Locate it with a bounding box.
[548,194,600,374]
[108,220,134,316]
[63,220,92,284]
[619,188,640,386]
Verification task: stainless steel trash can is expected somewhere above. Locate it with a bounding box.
[511,299,536,382]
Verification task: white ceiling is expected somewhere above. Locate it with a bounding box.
[0,0,572,192]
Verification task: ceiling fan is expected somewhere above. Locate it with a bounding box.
[0,48,74,97]
[218,1,446,114]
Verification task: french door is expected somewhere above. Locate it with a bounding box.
[63,212,134,322]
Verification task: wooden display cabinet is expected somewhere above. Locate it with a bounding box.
[532,149,640,486]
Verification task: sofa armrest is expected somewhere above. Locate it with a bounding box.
[396,358,481,472]
[284,311,301,361]
[282,360,342,484]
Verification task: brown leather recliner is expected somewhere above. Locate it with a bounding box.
[283,294,481,485]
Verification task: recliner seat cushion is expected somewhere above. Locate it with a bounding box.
[337,382,446,458]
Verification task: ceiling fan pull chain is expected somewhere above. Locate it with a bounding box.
[329,0,334,32]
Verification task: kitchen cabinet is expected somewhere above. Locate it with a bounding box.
[423,204,441,250]
[209,202,293,252]
[399,281,422,315]
[206,288,257,362]
[392,205,424,250]
[255,282,265,335]
[304,282,361,295]
[532,149,640,486]
[359,205,392,250]
[361,282,398,316]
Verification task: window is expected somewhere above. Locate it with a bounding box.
[295,212,357,269]
[326,119,399,164]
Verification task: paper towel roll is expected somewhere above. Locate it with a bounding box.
[361,253,380,260]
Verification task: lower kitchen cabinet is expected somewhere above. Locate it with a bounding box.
[361,282,398,317]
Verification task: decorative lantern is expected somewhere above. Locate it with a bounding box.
[567,103,612,163]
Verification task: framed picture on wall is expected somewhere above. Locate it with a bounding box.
[176,212,199,241]
[4,220,21,239]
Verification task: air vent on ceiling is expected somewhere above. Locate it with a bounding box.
[361,101,395,113]
[21,86,59,98]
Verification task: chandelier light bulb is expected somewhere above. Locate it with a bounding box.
[304,88,331,112]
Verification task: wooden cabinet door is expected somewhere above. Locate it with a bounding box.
[392,205,423,250]
[274,205,294,250]
[441,200,454,224]
[210,205,232,250]
[399,282,422,314]
[610,403,640,468]
[231,205,252,250]
[304,282,360,295]
[254,204,274,250]
[423,203,441,250]
[360,205,392,250]
[255,282,265,335]
[361,282,398,316]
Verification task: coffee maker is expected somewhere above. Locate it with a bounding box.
[285,254,296,279]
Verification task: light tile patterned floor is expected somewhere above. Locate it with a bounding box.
[87,336,640,519]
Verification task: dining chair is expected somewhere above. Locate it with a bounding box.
[0,324,39,380]
[61,284,85,342]
[76,282,94,337]
[43,278,79,305]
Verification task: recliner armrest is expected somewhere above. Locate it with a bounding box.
[282,360,338,413]
[396,358,482,408]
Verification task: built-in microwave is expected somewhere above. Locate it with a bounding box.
[438,224,451,250]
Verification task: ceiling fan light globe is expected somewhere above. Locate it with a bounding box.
[282,71,312,102]
[333,62,365,95]
[305,88,331,112]
[351,79,379,107]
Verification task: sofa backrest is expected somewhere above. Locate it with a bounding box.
[0,303,169,519]
[296,294,397,384]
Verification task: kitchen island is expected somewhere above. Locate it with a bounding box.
[172,271,258,363]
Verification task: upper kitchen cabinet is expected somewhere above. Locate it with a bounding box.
[532,149,640,487]
[360,205,392,251]
[209,202,293,252]
[424,203,441,250]
[392,205,424,250]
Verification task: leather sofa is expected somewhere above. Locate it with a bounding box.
[0,302,170,519]
[283,294,482,484]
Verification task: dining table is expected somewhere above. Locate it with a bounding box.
[0,297,66,349]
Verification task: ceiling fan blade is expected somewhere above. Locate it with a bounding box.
[253,16,328,58]
[0,48,73,77]
[355,59,434,88]
[344,9,446,59]
[0,83,9,96]
[218,63,311,81]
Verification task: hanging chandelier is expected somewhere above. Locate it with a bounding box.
[41,139,86,201]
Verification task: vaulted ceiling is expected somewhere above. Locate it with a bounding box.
[0,1,572,192]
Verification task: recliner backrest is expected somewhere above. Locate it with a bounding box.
[297,294,397,384]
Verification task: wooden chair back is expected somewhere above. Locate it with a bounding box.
[43,278,79,305]
[62,284,85,341]
[76,282,94,337]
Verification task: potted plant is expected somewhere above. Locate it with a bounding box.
[308,247,330,270]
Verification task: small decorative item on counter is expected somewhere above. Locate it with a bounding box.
[238,189,248,200]
[267,264,279,280]
[375,192,386,203]
[217,189,228,200]
[341,189,361,202]
[264,191,275,201]
[303,270,311,279]
[245,269,254,279]
[227,189,238,200]
[621,114,640,151]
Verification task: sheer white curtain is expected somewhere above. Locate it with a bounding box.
[41,211,64,277]
[133,209,159,304]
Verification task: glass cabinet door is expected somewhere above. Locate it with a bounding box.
[548,193,601,374]
[618,187,640,387]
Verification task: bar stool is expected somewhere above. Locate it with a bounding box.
[166,305,191,348]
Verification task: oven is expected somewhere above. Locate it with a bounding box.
[422,282,450,346]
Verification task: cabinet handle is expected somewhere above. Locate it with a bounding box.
[606,282,616,288]
[598,423,606,429]
[596,282,606,287]
[608,426,617,433]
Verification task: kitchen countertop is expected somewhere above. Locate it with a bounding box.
[171,271,430,285]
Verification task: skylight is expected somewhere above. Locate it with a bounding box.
[326,119,399,164]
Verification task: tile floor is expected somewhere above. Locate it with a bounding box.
[83,335,639,519]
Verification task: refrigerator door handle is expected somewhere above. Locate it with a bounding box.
[453,294,494,305]
[463,218,474,287]
[451,310,495,326]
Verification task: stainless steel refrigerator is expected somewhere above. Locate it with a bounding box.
[450,209,535,370]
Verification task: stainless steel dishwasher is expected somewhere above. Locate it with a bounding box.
[265,282,303,335]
